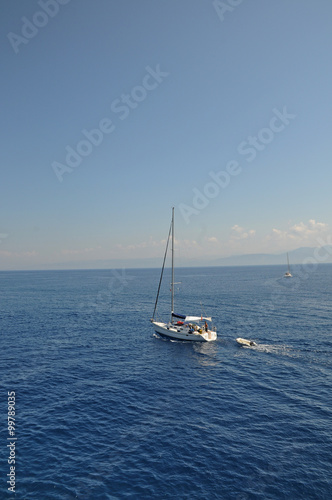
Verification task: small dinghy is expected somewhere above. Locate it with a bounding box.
[236,337,257,347]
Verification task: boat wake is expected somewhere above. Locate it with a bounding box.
[235,337,296,355]
[241,342,294,357]
[153,333,182,343]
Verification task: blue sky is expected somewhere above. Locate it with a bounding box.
[1,0,332,269]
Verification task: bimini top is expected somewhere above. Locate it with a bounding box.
[172,312,212,322]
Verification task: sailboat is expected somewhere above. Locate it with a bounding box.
[151,208,217,342]
[284,252,292,278]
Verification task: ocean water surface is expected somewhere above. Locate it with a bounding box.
[1,265,332,499]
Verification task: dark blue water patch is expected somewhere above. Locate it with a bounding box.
[0,266,332,499]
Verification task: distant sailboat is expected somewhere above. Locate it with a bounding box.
[151,208,217,342]
[284,252,292,278]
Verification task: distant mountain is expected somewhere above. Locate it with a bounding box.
[210,246,332,267]
[12,246,332,271]
[50,246,332,270]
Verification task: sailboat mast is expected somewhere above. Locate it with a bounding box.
[287,252,290,273]
[171,206,174,317]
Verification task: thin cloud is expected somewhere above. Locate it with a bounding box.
[230,225,256,240]
[0,250,38,258]
[61,247,100,256]
[267,219,329,246]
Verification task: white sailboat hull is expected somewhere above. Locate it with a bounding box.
[153,321,217,342]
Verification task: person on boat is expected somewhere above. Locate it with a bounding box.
[204,321,208,332]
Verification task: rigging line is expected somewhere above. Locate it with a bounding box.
[152,219,172,320]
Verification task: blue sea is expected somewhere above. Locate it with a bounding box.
[1,265,332,499]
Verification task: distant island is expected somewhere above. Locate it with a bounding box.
[26,245,332,270]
